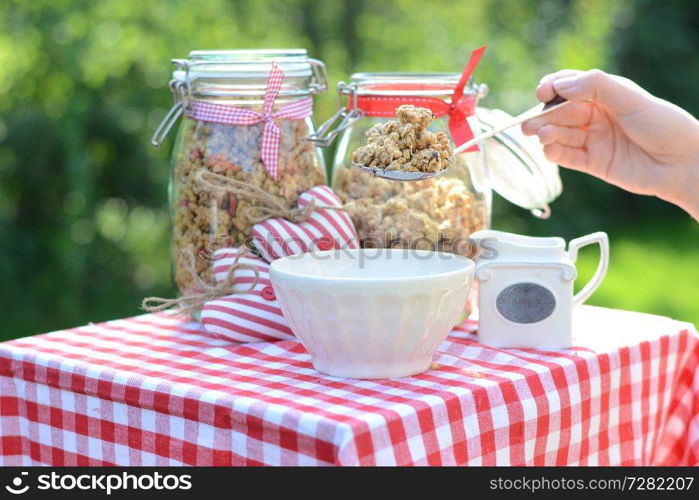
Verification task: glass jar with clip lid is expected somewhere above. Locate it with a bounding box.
[152,49,329,295]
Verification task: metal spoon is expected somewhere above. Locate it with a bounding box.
[353,95,569,182]
[352,164,449,182]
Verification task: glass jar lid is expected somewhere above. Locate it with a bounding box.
[172,49,328,98]
[477,107,562,217]
[350,72,468,97]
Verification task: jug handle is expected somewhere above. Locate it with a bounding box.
[568,232,609,307]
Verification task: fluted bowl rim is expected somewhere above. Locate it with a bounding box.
[270,248,474,284]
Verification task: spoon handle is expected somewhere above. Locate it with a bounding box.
[453,95,569,155]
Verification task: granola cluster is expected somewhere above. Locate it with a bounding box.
[172,117,325,294]
[351,105,453,173]
[334,154,487,256]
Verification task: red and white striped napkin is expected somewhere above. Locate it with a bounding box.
[251,185,359,263]
[201,247,295,343]
[202,185,359,343]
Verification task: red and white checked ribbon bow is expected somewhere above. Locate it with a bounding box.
[185,63,313,179]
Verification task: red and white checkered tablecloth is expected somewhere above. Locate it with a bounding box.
[0,305,697,466]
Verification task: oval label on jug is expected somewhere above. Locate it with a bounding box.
[496,282,556,324]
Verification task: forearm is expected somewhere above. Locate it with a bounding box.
[648,102,699,220]
[665,164,699,220]
[680,169,699,220]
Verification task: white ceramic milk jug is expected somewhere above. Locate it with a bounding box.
[470,230,609,348]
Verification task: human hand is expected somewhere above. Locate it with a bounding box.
[521,69,699,219]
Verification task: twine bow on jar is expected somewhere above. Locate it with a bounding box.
[185,63,314,179]
[141,247,260,316]
[194,170,346,225]
[141,172,350,315]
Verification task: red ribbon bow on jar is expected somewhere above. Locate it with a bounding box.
[351,46,486,152]
[186,63,314,179]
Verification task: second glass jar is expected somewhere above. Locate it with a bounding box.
[330,72,491,256]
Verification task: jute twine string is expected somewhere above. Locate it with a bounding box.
[141,171,347,315]
[194,170,346,225]
[141,247,260,316]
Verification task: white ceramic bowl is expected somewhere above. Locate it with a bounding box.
[270,248,475,379]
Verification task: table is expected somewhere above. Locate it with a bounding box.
[1,306,697,466]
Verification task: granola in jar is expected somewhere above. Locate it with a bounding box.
[172,117,325,293]
[335,155,487,255]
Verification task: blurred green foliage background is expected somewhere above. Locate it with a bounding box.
[1,0,697,340]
